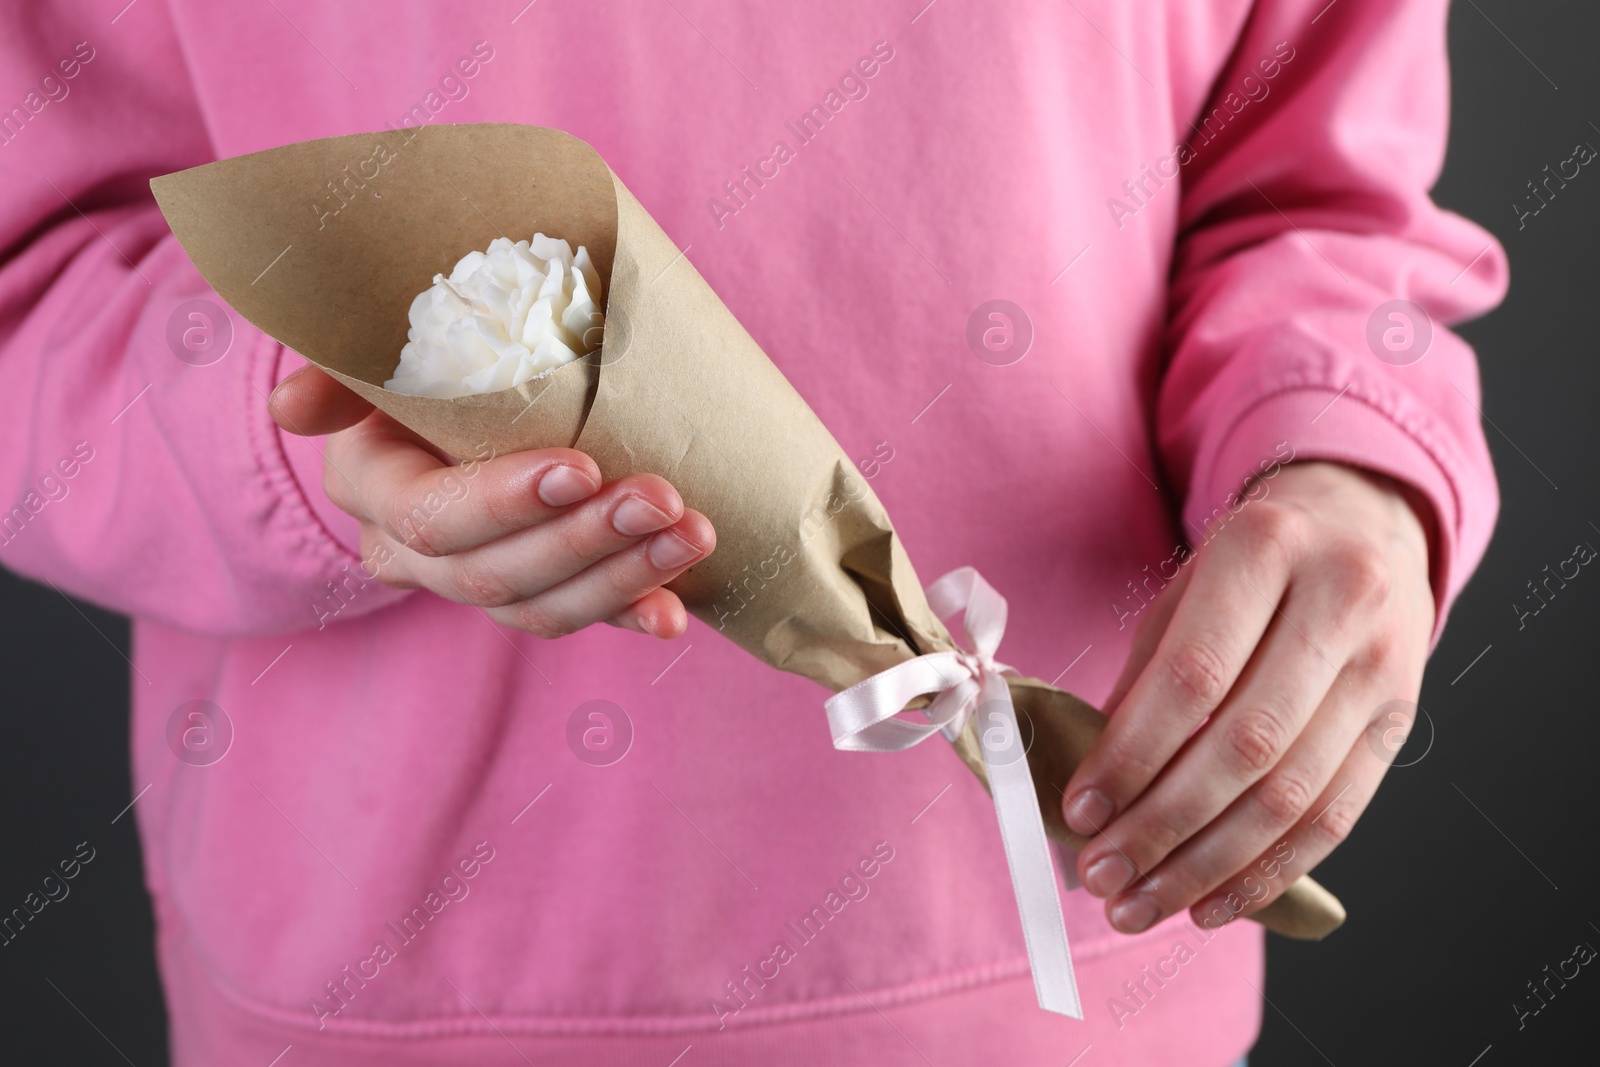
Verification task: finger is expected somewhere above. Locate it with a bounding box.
[430,476,694,605]
[1077,577,1353,900]
[269,364,374,436]
[1098,660,1374,932]
[332,424,606,557]
[485,510,715,638]
[367,468,694,602]
[609,586,691,639]
[321,408,449,521]
[1063,506,1303,836]
[1100,561,1194,716]
[1187,721,1390,932]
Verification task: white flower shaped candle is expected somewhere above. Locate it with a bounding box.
[384,233,604,398]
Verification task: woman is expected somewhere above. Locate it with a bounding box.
[0,1,1503,1063]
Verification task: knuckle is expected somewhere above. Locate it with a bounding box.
[1221,708,1287,776]
[513,600,576,641]
[606,577,655,612]
[1163,638,1231,710]
[1136,807,1193,860]
[388,500,442,557]
[1331,541,1392,608]
[1114,751,1160,792]
[553,518,611,568]
[1353,634,1402,677]
[1237,503,1305,566]
[607,551,665,603]
[1309,796,1358,846]
[1254,771,1315,826]
[477,474,523,532]
[1092,744,1157,805]
[1150,866,1203,913]
[450,554,518,608]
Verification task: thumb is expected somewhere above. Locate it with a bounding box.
[268,364,374,437]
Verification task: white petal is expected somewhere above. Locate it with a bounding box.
[562,295,601,352]
[447,251,486,286]
[461,346,526,393]
[529,232,572,264]
[519,297,553,349]
[529,334,579,374]
[573,245,602,303]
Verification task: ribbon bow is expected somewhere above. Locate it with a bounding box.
[824,567,1082,1019]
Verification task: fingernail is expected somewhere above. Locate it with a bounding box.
[647,530,701,570]
[1109,893,1160,934]
[538,465,597,507]
[1084,854,1135,898]
[612,496,672,536]
[1065,789,1114,835]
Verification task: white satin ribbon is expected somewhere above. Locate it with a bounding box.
[824,567,1082,1019]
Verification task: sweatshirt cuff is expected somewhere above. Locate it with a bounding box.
[1187,386,1468,653]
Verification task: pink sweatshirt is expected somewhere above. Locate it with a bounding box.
[0,2,1505,1064]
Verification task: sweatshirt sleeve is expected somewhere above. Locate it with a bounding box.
[0,3,412,637]
[1158,0,1509,650]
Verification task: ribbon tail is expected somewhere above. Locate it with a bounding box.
[976,671,1082,1018]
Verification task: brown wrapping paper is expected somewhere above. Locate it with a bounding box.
[150,123,1343,941]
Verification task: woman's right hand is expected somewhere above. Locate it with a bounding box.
[268,364,716,639]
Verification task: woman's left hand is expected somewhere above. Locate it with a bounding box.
[1061,460,1436,933]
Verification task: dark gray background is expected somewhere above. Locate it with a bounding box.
[1,2,1595,1063]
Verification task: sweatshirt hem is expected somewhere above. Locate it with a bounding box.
[158,919,1264,1066]
[170,911,1198,1038]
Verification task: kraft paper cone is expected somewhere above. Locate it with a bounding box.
[151,123,1341,941]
